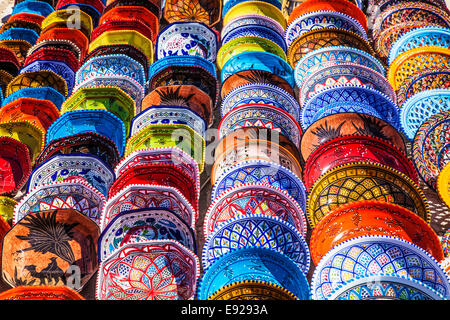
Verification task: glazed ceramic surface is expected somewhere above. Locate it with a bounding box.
[208,280,298,300]
[437,163,450,210]
[0,137,31,196]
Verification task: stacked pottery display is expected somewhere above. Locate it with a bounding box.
[285,0,449,300]
[378,0,450,279]
[197,0,312,301]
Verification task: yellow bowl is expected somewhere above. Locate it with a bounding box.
[41,8,93,39]
[437,162,450,210]
[223,1,287,29]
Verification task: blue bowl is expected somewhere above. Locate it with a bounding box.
[2,86,65,110]
[11,0,54,17]
[0,28,39,45]
[222,25,287,52]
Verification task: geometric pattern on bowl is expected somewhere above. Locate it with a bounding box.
[221,14,285,43]
[14,179,106,226]
[207,280,298,300]
[294,46,385,89]
[220,82,300,121]
[101,184,196,232]
[211,160,307,213]
[413,109,450,190]
[310,235,450,300]
[326,273,445,300]
[204,182,307,238]
[300,85,400,131]
[437,163,450,210]
[98,208,197,262]
[220,25,287,52]
[306,162,430,228]
[202,214,310,272]
[401,89,450,141]
[197,247,311,300]
[96,240,200,300]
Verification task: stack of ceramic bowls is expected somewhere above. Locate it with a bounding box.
[197,0,312,301]
[282,0,450,300]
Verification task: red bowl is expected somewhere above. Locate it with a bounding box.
[303,135,418,191]
[310,200,444,265]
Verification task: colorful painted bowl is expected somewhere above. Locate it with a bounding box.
[413,109,450,190]
[388,26,450,65]
[303,135,418,191]
[401,89,450,141]
[202,214,310,272]
[310,200,443,265]
[217,36,287,70]
[124,124,205,173]
[101,184,196,232]
[310,235,450,300]
[36,132,121,169]
[221,83,299,120]
[442,228,450,258]
[41,8,93,39]
[223,1,285,27]
[57,3,102,28]
[7,12,46,26]
[98,208,196,262]
[219,104,302,147]
[204,183,306,239]
[300,113,406,162]
[83,43,149,71]
[27,154,115,197]
[156,21,218,62]
[91,19,154,44]
[300,85,400,131]
[0,97,60,132]
[285,10,367,48]
[306,162,430,228]
[163,0,221,27]
[103,0,158,18]
[326,273,445,300]
[221,69,295,99]
[288,0,368,31]
[0,39,32,65]
[212,138,303,186]
[0,285,85,300]
[212,159,307,213]
[197,247,310,300]
[287,28,375,69]
[37,28,88,59]
[28,39,81,63]
[14,179,106,226]
[0,17,41,35]
[0,137,31,196]
[1,209,100,291]
[437,163,450,210]
[108,163,199,211]
[96,240,200,300]
[221,25,287,52]
[0,47,20,76]
[46,109,126,156]
[142,85,213,126]
[221,51,295,89]
[23,46,79,72]
[0,28,39,46]
[387,47,450,91]
[207,280,298,300]
[0,196,17,225]
[0,121,44,164]
[221,14,284,41]
[6,70,68,98]
[299,62,395,107]
[222,0,282,18]
[75,54,146,87]
[11,1,54,17]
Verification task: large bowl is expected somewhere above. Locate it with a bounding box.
[311,235,450,300]
[307,162,430,228]
[310,200,443,265]
[98,208,196,262]
[96,240,200,300]
[1,209,100,291]
[197,247,310,300]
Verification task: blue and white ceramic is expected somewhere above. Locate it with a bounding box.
[221,83,300,120]
[311,235,450,300]
[197,247,311,300]
[221,51,294,89]
[1,86,65,109]
[326,273,445,300]
[300,85,400,131]
[156,21,219,62]
[46,109,126,156]
[211,159,307,213]
[202,214,310,272]
[400,89,450,140]
[294,46,385,89]
[27,154,115,197]
[285,11,367,48]
[389,26,450,65]
[221,25,287,52]
[75,54,146,87]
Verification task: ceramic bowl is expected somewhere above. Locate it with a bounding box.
[197,247,310,300]
[0,27,39,46]
[0,137,31,196]
[0,285,85,300]
[310,200,443,265]
[91,19,154,44]
[96,240,200,300]
[221,24,287,52]
[223,1,286,29]
[24,46,79,72]
[163,0,221,27]
[437,163,450,210]
[2,209,100,291]
[221,14,284,41]
[202,214,310,272]
[38,28,88,59]
[307,162,430,228]
[311,235,450,300]
[207,280,298,300]
[11,0,54,18]
[6,70,68,98]
[98,208,196,262]
[101,184,196,232]
[2,87,61,111]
